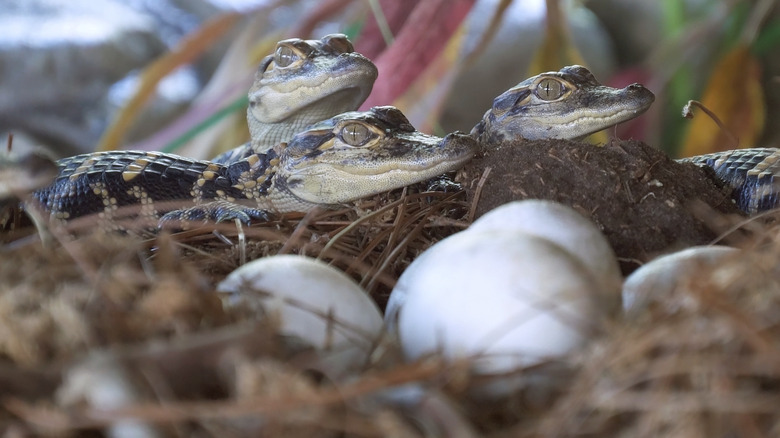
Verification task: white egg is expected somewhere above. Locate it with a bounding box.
[217,255,383,378]
[385,200,621,328]
[622,245,739,314]
[469,200,622,314]
[393,229,605,396]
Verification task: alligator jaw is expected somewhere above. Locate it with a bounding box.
[472,65,655,144]
[281,130,478,206]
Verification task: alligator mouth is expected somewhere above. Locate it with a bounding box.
[292,87,368,123]
[283,132,478,205]
[615,84,655,115]
[569,85,655,137]
[329,132,478,176]
[409,132,479,171]
[252,57,377,123]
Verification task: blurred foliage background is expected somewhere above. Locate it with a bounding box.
[2,0,780,160]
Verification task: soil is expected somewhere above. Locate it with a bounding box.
[459,138,748,273]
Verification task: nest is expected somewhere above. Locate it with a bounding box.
[3,140,780,437]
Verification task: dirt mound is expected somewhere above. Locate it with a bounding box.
[461,139,747,273]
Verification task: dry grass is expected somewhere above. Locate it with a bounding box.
[3,187,780,437]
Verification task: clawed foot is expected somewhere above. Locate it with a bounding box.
[158,200,270,230]
[425,175,462,192]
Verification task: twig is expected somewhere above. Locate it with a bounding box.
[740,0,776,45]
[363,201,443,292]
[467,166,492,222]
[682,100,740,149]
[368,0,395,45]
[317,198,405,260]
[278,206,322,255]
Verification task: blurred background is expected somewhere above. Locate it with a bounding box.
[1,0,778,160]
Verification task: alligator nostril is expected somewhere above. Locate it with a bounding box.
[442,132,459,141]
[440,133,456,147]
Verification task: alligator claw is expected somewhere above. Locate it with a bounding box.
[425,175,462,193]
[158,200,269,230]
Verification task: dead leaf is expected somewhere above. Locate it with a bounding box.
[680,45,765,157]
[393,25,468,132]
[359,0,476,110]
[528,0,586,75]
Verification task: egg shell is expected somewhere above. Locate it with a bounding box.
[469,200,622,314]
[384,245,435,331]
[622,245,739,314]
[217,255,383,376]
[395,229,604,377]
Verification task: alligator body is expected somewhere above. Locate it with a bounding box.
[32,107,477,229]
[682,148,780,214]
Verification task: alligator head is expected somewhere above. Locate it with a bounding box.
[472,65,655,144]
[270,106,478,210]
[247,34,378,152]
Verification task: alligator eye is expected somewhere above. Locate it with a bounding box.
[535,78,566,101]
[322,33,354,53]
[339,123,373,146]
[275,45,300,67]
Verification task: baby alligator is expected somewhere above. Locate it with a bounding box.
[213,33,377,163]
[7,54,663,232]
[32,107,477,229]
[473,65,780,215]
[471,65,656,143]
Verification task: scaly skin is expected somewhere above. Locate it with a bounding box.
[33,107,477,228]
[471,65,655,143]
[213,34,378,164]
[682,148,780,214]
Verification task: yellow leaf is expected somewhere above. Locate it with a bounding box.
[680,45,765,157]
[528,0,585,75]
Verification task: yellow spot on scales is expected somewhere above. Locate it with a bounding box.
[69,159,96,181]
[122,170,142,181]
